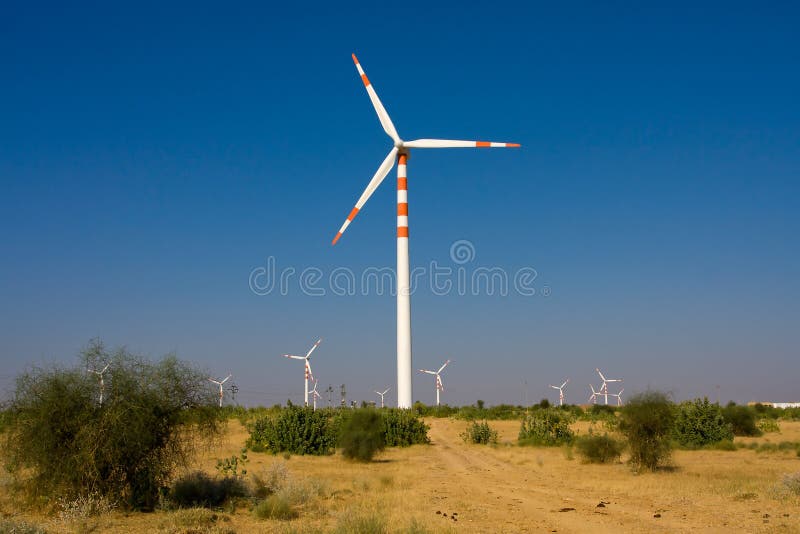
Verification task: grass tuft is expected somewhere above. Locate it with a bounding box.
[253,494,298,520]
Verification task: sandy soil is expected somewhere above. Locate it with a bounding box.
[2,418,799,533]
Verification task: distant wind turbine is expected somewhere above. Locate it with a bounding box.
[283,338,322,407]
[374,387,391,408]
[209,374,232,407]
[549,379,569,406]
[418,360,452,407]
[88,363,110,405]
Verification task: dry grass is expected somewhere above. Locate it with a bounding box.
[2,418,800,532]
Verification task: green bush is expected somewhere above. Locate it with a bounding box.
[618,390,674,471]
[168,471,249,509]
[246,406,337,455]
[382,409,430,446]
[518,408,574,446]
[3,340,223,510]
[757,418,780,433]
[253,494,298,520]
[574,433,624,463]
[461,421,498,445]
[722,403,761,437]
[674,397,733,448]
[339,409,386,462]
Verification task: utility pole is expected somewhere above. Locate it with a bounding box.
[340,384,346,408]
[326,385,333,408]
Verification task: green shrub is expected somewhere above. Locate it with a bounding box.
[518,408,574,446]
[382,409,430,446]
[460,421,498,445]
[574,433,624,463]
[168,471,249,509]
[758,418,780,433]
[674,397,733,448]
[618,390,674,471]
[253,494,298,520]
[339,409,386,462]
[247,406,337,455]
[3,340,223,510]
[722,403,761,437]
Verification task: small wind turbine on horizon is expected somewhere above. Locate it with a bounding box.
[596,368,622,406]
[418,359,452,407]
[610,388,624,407]
[209,374,232,407]
[588,384,600,405]
[88,363,110,405]
[549,378,569,406]
[311,379,321,411]
[283,338,322,407]
[331,54,519,408]
[375,387,391,408]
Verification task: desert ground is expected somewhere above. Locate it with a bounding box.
[3,418,799,533]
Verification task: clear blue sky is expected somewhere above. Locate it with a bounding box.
[1,2,798,407]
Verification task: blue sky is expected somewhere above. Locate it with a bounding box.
[1,2,798,407]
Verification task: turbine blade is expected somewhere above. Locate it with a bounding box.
[418,369,436,375]
[437,359,451,373]
[402,139,520,149]
[332,147,398,245]
[352,54,400,143]
[284,355,305,360]
[306,338,322,358]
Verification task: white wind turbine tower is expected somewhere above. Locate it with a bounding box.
[88,364,110,405]
[588,384,600,405]
[375,387,390,408]
[596,368,622,406]
[549,379,569,406]
[418,359,452,407]
[209,374,232,408]
[610,388,624,407]
[283,339,322,407]
[310,379,321,411]
[332,54,519,408]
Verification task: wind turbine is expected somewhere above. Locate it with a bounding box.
[310,379,321,411]
[596,368,622,406]
[87,364,110,405]
[209,374,232,407]
[549,379,569,406]
[418,359,452,407]
[332,54,519,409]
[610,388,624,407]
[374,387,391,408]
[588,384,600,405]
[283,338,322,407]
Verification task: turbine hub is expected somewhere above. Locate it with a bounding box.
[394,139,405,149]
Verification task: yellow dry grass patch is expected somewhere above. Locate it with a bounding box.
[1,418,799,533]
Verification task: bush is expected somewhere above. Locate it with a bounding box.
[168,472,249,509]
[461,421,498,444]
[722,403,761,437]
[339,409,386,462]
[253,494,298,520]
[382,409,430,446]
[574,433,624,463]
[3,340,223,510]
[674,397,733,448]
[518,408,574,446]
[618,390,674,471]
[247,406,337,455]
[758,418,780,433]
